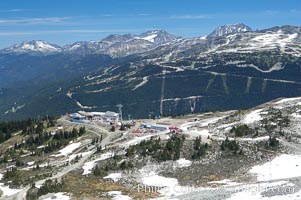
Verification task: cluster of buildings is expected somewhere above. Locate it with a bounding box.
[69,111,183,135]
[133,122,183,134]
[69,111,120,123]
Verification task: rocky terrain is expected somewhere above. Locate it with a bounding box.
[0,96,301,199]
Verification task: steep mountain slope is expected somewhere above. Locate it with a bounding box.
[1,25,301,120]
[0,53,114,87]
[58,55,301,118]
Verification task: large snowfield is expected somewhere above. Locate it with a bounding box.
[225,154,301,199]
[249,154,301,181]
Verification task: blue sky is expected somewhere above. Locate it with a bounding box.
[0,0,300,48]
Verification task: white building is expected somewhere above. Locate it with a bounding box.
[76,111,119,123]
[78,111,105,122]
[104,111,119,122]
[140,122,169,131]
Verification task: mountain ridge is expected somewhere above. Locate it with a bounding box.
[1,24,300,58]
[207,23,252,38]
[0,29,178,57]
[1,23,301,120]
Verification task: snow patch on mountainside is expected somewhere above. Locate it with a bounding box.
[214,29,300,57]
[136,34,158,43]
[252,31,297,45]
[0,173,21,197]
[51,142,81,157]
[175,158,192,168]
[104,173,122,182]
[244,109,263,124]
[82,152,114,175]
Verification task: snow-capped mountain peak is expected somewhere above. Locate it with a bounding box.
[208,23,252,38]
[3,40,62,54]
[135,30,178,44]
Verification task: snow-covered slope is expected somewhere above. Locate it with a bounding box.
[214,28,301,56]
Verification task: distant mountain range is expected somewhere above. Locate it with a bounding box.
[1,23,300,58]
[1,23,301,120]
[1,30,178,57]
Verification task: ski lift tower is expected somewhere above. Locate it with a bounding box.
[116,104,123,122]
